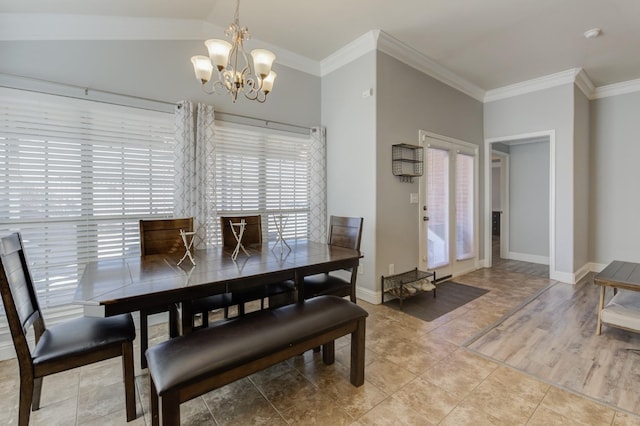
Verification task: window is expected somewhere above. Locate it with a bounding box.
[0,88,175,354]
[456,152,475,260]
[212,122,313,242]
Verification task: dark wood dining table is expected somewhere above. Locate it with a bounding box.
[73,240,363,322]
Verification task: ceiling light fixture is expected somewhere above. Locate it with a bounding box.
[583,28,602,39]
[190,0,276,103]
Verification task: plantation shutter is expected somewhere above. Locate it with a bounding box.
[212,122,312,242]
[0,87,175,358]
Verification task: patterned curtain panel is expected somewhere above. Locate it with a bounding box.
[309,127,327,242]
[174,101,216,248]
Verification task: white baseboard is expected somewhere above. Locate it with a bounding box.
[550,262,590,285]
[508,251,550,265]
[454,264,480,278]
[357,285,382,304]
[550,262,602,285]
[574,263,591,283]
[589,262,607,273]
[550,270,575,284]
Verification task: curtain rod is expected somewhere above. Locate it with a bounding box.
[0,73,313,133]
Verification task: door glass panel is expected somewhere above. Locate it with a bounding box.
[427,147,449,269]
[456,153,474,260]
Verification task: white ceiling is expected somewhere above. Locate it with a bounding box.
[2,0,640,91]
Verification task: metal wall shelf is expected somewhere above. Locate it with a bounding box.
[392,143,423,183]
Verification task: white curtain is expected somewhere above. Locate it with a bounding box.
[174,101,216,248]
[309,126,327,242]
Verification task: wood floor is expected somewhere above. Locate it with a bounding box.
[491,235,550,278]
[468,274,640,416]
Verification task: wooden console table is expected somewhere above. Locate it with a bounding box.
[594,260,640,335]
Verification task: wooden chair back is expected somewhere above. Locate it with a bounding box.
[328,216,363,251]
[0,232,45,365]
[140,218,194,256]
[220,215,262,248]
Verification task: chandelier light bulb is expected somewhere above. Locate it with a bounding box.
[205,39,232,70]
[261,71,277,93]
[251,49,276,78]
[190,56,213,83]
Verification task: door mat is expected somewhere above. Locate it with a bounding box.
[385,281,489,322]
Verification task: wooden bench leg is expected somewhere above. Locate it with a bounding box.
[350,317,366,387]
[322,340,335,365]
[160,391,180,426]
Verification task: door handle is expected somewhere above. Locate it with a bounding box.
[423,216,429,221]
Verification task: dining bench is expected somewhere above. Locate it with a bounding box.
[145,295,368,426]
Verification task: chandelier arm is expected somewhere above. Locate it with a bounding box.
[243,76,263,98]
[242,86,267,102]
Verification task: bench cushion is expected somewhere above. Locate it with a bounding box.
[602,289,640,331]
[146,295,367,395]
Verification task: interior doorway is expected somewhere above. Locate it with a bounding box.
[484,131,555,277]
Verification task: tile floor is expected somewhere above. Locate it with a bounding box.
[2,267,640,425]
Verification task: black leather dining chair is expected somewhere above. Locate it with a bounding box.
[0,232,137,425]
[303,216,364,303]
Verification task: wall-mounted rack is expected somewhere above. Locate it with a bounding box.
[392,143,424,183]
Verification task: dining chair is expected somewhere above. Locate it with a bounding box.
[303,216,364,303]
[0,232,137,425]
[139,218,199,368]
[191,215,295,322]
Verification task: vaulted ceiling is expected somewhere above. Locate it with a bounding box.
[2,0,639,91]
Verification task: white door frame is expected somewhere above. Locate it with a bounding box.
[491,150,510,258]
[483,130,556,274]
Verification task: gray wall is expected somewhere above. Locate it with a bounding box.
[573,86,590,270]
[484,84,575,277]
[509,142,550,259]
[321,51,377,299]
[0,40,320,127]
[376,52,484,292]
[590,91,640,264]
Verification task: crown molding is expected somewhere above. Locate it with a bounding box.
[0,13,321,77]
[320,31,379,77]
[320,30,485,101]
[376,31,485,102]
[574,69,595,99]
[592,78,640,99]
[484,68,583,102]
